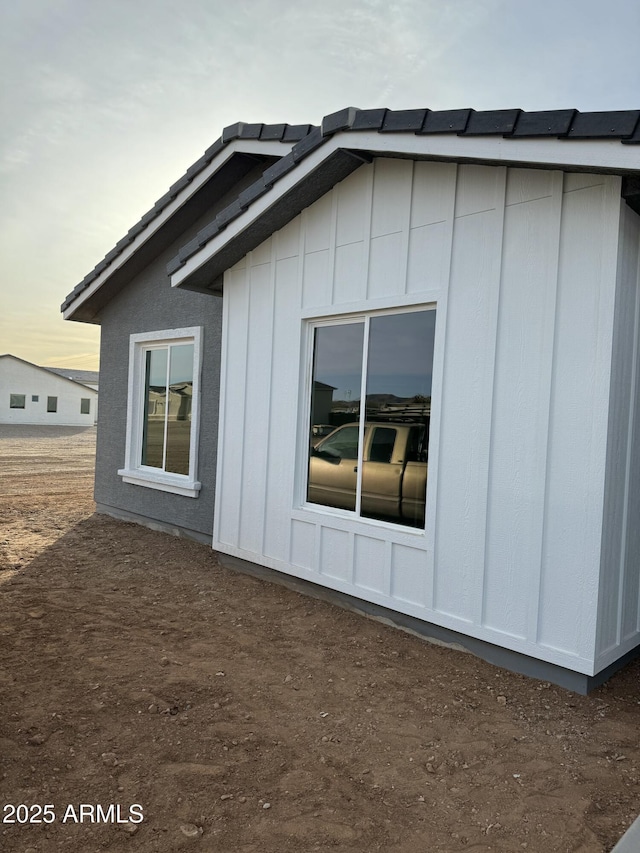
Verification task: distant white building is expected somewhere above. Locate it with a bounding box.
[0,354,98,426]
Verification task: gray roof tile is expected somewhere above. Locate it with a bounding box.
[203,137,225,159]
[237,123,264,139]
[352,108,387,131]
[166,255,183,275]
[222,122,247,143]
[262,151,296,187]
[568,110,640,139]
[380,109,427,133]
[168,174,191,195]
[215,198,244,229]
[185,154,211,179]
[420,109,472,134]
[465,109,521,135]
[510,109,576,137]
[283,124,316,142]
[238,176,269,207]
[291,126,325,162]
[321,107,359,136]
[196,218,223,246]
[260,123,288,141]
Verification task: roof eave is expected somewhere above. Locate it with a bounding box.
[170,131,640,294]
[62,138,298,323]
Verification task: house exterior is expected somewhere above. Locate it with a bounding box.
[46,367,99,422]
[47,367,99,392]
[0,354,98,426]
[62,107,640,692]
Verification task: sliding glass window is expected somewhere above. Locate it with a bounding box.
[141,342,194,476]
[307,308,436,529]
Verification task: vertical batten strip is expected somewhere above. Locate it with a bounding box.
[346,530,355,586]
[234,273,251,547]
[425,163,458,611]
[584,179,623,661]
[383,539,393,597]
[535,174,568,645]
[287,209,309,566]
[212,279,231,546]
[526,171,564,645]
[398,161,414,295]
[474,166,508,626]
[362,163,374,296]
[237,256,254,547]
[298,209,307,310]
[328,189,339,306]
[258,238,279,556]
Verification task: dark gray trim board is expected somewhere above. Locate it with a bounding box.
[218,554,640,695]
[95,503,213,545]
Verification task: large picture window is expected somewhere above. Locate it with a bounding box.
[118,327,202,497]
[306,308,436,529]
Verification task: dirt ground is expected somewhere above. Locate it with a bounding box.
[1,426,640,852]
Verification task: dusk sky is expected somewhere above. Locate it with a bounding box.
[2,0,639,370]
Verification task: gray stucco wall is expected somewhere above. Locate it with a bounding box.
[94,218,223,540]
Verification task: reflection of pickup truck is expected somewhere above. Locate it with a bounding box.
[308,422,428,527]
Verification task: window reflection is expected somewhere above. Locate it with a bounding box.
[308,323,363,511]
[142,348,167,469]
[142,344,194,475]
[307,309,435,529]
[165,344,194,475]
[360,311,434,525]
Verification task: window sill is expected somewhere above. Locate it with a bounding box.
[117,468,201,498]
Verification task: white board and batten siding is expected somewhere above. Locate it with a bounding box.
[214,157,640,677]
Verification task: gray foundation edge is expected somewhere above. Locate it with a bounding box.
[94,502,212,545]
[612,814,640,852]
[92,507,640,694]
[218,553,640,695]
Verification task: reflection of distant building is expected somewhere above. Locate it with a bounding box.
[146,384,192,421]
[311,380,335,425]
[370,397,431,421]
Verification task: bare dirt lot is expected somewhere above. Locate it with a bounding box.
[1,425,640,852]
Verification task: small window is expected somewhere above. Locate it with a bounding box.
[10,394,25,409]
[32,395,39,402]
[47,396,58,413]
[118,327,202,497]
[80,398,91,414]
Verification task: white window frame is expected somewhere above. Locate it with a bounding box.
[299,305,436,533]
[118,326,203,497]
